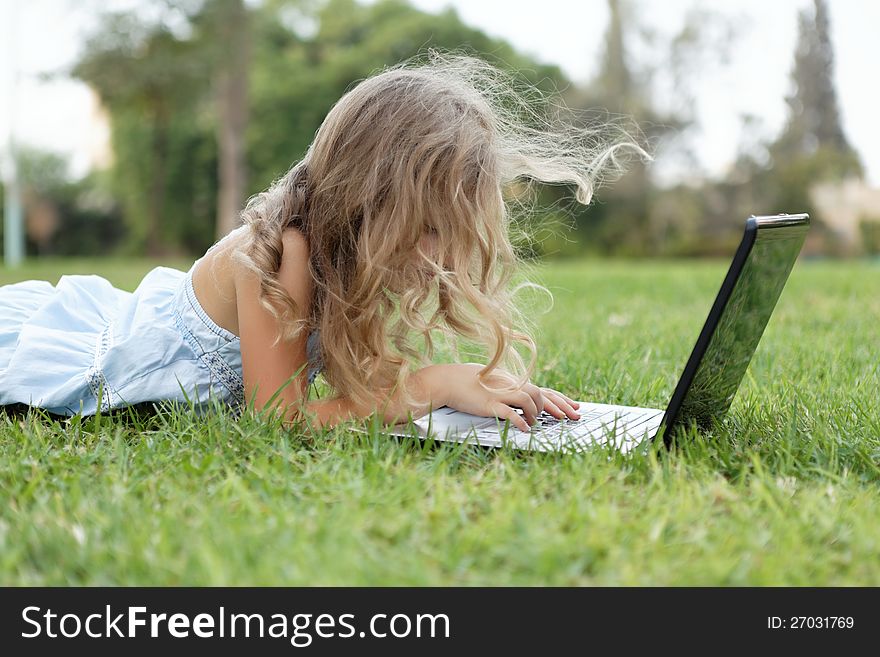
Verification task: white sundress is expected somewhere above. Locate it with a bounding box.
[0,258,323,418]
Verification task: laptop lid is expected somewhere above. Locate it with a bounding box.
[658,213,810,444]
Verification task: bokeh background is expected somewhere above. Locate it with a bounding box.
[1,0,878,263]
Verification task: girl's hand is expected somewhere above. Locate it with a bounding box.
[425,363,580,433]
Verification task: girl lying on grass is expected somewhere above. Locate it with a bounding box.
[0,51,644,433]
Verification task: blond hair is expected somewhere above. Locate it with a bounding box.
[232,50,648,417]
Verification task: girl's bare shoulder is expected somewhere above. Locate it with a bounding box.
[190,227,247,337]
[276,227,311,295]
[192,225,311,337]
[230,226,312,311]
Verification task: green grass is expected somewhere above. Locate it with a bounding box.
[1,257,878,585]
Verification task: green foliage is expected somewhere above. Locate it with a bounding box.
[73,10,214,255]
[15,148,70,196]
[108,108,217,255]
[247,0,567,193]
[1,147,126,257]
[45,173,128,257]
[68,0,569,257]
[859,218,880,256]
[41,0,871,259]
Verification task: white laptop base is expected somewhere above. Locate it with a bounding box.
[385,402,664,454]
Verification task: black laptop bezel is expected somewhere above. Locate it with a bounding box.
[656,213,810,446]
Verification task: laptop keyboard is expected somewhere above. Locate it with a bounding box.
[531,408,606,429]
[403,403,664,452]
[508,406,664,442]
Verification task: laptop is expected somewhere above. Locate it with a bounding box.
[382,213,810,454]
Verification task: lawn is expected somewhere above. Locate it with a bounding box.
[1,256,878,585]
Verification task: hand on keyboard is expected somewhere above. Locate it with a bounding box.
[434,363,580,432]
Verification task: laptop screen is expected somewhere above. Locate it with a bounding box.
[666,215,810,432]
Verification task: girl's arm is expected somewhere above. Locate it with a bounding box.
[296,365,449,430]
[306,363,581,434]
[235,230,577,432]
[291,362,581,433]
[236,231,313,418]
[236,229,449,430]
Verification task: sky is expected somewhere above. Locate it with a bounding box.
[1,0,878,185]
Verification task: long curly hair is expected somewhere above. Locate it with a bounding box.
[230,50,648,417]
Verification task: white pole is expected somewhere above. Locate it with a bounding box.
[3,0,25,268]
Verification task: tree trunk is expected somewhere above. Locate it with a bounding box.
[215,0,250,241]
[147,114,169,257]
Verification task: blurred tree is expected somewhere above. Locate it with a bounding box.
[561,0,690,255]
[48,169,128,257]
[773,0,858,165]
[73,11,211,256]
[598,0,631,105]
[642,0,865,257]
[247,0,568,194]
[2,146,126,257]
[71,0,569,257]
[15,148,66,255]
[193,0,252,240]
[728,0,862,252]
[860,219,880,256]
